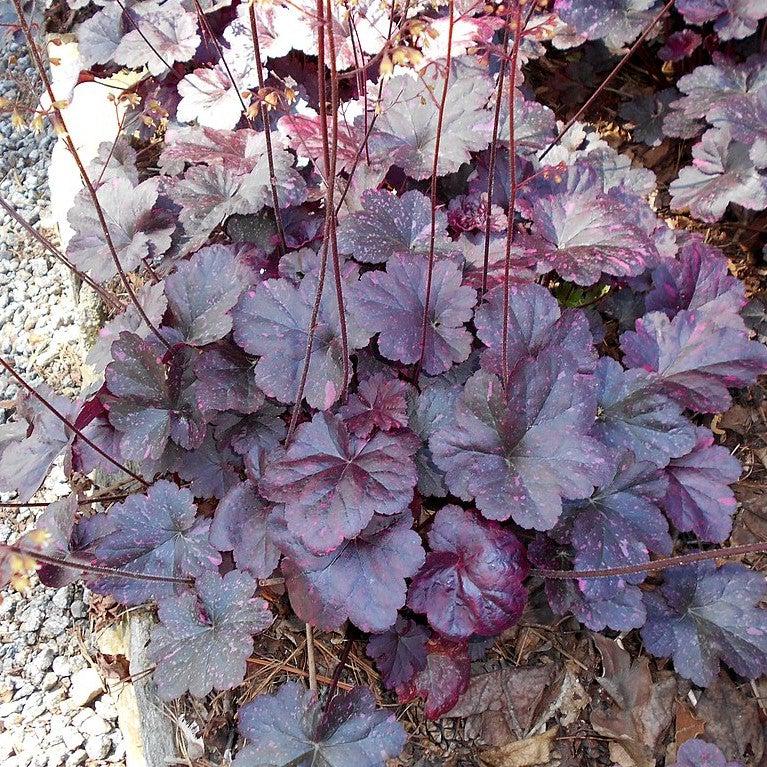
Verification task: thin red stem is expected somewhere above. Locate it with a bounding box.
[3,543,193,585]
[0,197,123,311]
[325,0,350,400]
[247,3,287,254]
[481,21,511,295]
[0,356,149,487]
[501,2,523,390]
[533,543,767,580]
[415,0,455,378]
[0,494,129,509]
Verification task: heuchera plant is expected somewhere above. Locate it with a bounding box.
[2,0,767,761]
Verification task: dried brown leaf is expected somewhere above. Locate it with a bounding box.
[696,673,764,763]
[479,727,558,767]
[590,636,678,767]
[446,663,563,746]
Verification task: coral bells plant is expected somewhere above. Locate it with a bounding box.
[2,0,767,760]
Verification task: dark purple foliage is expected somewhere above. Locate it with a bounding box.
[620,309,767,413]
[353,253,476,375]
[91,481,221,604]
[234,682,406,767]
[592,357,697,467]
[408,505,528,638]
[658,29,702,61]
[260,412,418,553]
[270,510,424,632]
[367,617,430,690]
[0,385,77,502]
[149,570,272,699]
[209,481,280,579]
[13,0,767,736]
[430,360,612,530]
[661,427,741,543]
[641,562,767,686]
[398,638,471,719]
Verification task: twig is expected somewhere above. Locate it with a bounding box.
[305,624,318,693]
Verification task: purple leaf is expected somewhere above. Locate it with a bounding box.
[398,638,471,720]
[514,183,659,286]
[270,511,425,632]
[670,739,744,767]
[66,177,174,283]
[173,433,242,500]
[368,66,494,180]
[260,412,418,553]
[658,29,702,61]
[619,89,677,147]
[555,0,662,50]
[338,374,411,439]
[430,362,612,530]
[645,235,746,327]
[474,282,596,377]
[592,357,697,467]
[105,333,206,460]
[0,385,76,502]
[661,427,741,543]
[92,480,221,604]
[232,274,371,409]
[195,345,264,415]
[114,0,200,77]
[218,403,287,457]
[529,536,647,632]
[560,456,671,601]
[165,245,251,345]
[408,505,528,639]
[76,4,124,66]
[353,253,476,375]
[620,309,767,413]
[32,496,111,588]
[233,682,406,767]
[209,480,280,579]
[709,86,767,169]
[664,55,767,123]
[669,129,767,223]
[641,562,767,686]
[499,89,557,156]
[367,617,430,690]
[86,281,168,376]
[177,64,251,130]
[406,381,462,497]
[336,189,451,264]
[149,570,272,699]
[676,0,767,39]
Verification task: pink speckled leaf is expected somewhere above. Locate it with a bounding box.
[260,412,418,553]
[270,510,424,632]
[430,360,612,530]
[150,570,272,699]
[92,480,221,604]
[641,562,767,686]
[234,682,406,767]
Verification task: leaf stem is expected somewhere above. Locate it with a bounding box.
[2,543,194,585]
[415,0,455,379]
[247,2,288,254]
[10,0,170,350]
[533,542,767,580]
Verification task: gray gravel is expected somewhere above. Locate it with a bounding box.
[0,25,126,767]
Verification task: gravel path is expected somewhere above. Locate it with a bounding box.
[0,24,128,767]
